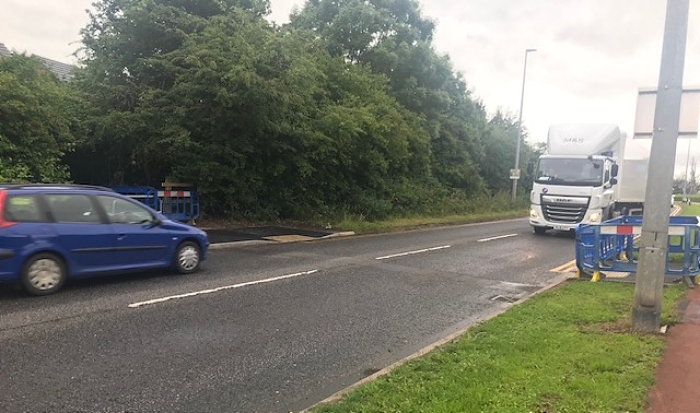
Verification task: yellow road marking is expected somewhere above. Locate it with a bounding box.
[550,260,576,273]
[550,260,631,278]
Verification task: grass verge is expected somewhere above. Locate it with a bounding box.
[680,202,700,216]
[307,281,686,413]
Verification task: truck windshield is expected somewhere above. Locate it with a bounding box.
[535,158,604,186]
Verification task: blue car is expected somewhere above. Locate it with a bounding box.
[0,184,209,296]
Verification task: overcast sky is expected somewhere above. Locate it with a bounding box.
[2,0,700,177]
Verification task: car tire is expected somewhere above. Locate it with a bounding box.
[174,241,201,274]
[21,253,67,296]
[533,226,547,236]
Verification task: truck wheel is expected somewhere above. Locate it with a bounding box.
[174,241,201,274]
[21,253,67,296]
[533,227,547,236]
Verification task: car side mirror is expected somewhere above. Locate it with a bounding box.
[611,164,619,178]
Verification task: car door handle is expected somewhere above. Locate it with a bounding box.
[117,234,126,240]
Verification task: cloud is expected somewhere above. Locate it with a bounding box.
[0,0,93,61]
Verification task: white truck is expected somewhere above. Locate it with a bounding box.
[528,123,655,235]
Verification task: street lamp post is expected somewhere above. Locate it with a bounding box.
[684,137,691,199]
[511,48,537,202]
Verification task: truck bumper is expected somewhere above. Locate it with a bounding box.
[529,205,604,232]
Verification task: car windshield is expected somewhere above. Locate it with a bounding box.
[535,158,604,186]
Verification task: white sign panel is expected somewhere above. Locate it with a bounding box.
[633,87,700,139]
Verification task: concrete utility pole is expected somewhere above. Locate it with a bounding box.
[633,0,689,333]
[511,48,537,202]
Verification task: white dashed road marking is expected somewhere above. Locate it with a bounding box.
[128,270,319,308]
[375,246,452,260]
[477,234,518,243]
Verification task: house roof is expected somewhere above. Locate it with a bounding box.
[0,42,75,81]
[0,43,11,58]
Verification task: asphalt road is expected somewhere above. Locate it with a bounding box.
[0,219,577,413]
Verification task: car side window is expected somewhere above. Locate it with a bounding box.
[97,196,154,224]
[5,195,44,222]
[45,194,102,224]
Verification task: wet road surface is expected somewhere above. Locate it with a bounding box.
[0,219,577,412]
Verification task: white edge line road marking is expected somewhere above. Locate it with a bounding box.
[375,245,451,261]
[477,234,518,243]
[128,270,319,308]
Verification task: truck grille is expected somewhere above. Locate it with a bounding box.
[542,202,588,224]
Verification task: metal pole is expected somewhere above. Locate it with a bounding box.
[633,0,689,333]
[684,138,691,197]
[511,48,537,202]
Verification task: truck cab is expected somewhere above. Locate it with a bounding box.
[529,154,618,235]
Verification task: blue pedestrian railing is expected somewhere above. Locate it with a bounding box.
[575,215,700,282]
[109,185,200,225]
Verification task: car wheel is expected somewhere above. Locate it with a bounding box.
[533,226,547,236]
[174,241,201,274]
[21,253,67,296]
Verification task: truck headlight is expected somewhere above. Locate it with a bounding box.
[587,212,601,223]
[530,209,539,219]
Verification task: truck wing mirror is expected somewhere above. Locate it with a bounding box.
[610,177,618,185]
[611,164,619,177]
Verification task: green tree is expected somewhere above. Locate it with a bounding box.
[73,0,272,185]
[480,111,519,194]
[73,0,541,220]
[166,15,434,219]
[0,54,78,182]
[74,0,437,220]
[290,0,488,195]
[480,111,542,196]
[289,0,434,64]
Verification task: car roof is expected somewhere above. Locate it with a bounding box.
[0,184,115,192]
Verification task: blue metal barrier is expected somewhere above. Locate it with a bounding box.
[157,189,200,224]
[575,215,700,282]
[109,186,200,224]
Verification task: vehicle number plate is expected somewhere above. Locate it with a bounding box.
[553,226,570,231]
